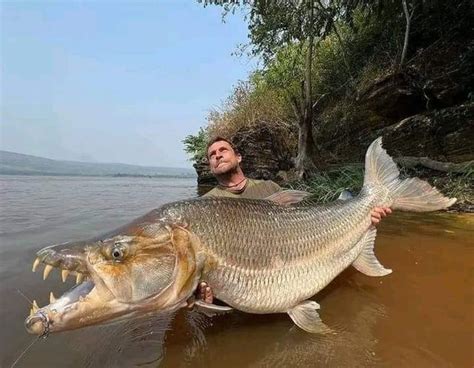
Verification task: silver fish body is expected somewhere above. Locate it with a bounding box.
[160,194,375,313]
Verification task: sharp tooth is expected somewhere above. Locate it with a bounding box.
[30,308,34,316]
[32,258,41,272]
[49,292,56,304]
[76,273,84,284]
[61,269,70,282]
[43,265,53,280]
[32,300,39,312]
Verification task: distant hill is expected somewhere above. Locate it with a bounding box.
[0,151,196,178]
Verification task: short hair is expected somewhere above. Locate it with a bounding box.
[206,136,239,158]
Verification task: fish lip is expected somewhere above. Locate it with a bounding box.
[24,280,100,335]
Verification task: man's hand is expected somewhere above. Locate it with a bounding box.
[197,281,213,304]
[371,207,392,226]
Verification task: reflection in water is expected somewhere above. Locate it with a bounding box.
[76,313,173,368]
[251,302,385,368]
[70,310,212,367]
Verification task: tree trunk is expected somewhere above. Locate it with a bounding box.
[295,115,316,177]
[400,0,413,68]
[295,0,316,178]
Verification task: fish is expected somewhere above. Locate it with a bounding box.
[24,138,456,336]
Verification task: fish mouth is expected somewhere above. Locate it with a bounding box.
[25,242,112,335]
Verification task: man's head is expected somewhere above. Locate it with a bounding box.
[206,137,242,176]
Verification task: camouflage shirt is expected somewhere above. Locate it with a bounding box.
[202,178,281,199]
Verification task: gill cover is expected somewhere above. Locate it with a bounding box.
[147,225,206,310]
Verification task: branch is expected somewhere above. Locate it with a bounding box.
[395,157,473,173]
[311,93,329,112]
[289,94,303,123]
[400,0,414,67]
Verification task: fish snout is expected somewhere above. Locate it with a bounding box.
[25,312,48,336]
[36,242,88,273]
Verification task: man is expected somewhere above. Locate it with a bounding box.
[203,136,281,199]
[197,137,391,303]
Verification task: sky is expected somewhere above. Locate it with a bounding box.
[1,1,256,168]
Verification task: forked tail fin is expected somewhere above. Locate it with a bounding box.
[363,137,456,211]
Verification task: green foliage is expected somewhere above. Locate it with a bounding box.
[182,127,209,162]
[290,165,364,203]
[246,5,404,134]
[254,44,305,99]
[439,169,474,206]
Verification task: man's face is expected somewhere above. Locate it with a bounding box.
[207,140,242,176]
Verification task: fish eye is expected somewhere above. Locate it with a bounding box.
[111,246,124,261]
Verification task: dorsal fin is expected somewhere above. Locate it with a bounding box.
[337,189,354,201]
[266,190,312,206]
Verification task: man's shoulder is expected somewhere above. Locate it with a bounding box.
[202,186,230,198]
[202,179,281,199]
[243,179,281,199]
[247,179,281,190]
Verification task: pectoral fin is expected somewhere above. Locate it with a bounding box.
[352,227,392,276]
[288,301,332,334]
[194,300,233,317]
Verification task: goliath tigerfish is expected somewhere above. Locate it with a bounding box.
[25,138,456,335]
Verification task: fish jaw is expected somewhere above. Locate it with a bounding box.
[25,280,128,335]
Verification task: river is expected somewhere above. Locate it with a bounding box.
[1,175,472,367]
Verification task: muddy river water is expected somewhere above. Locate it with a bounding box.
[1,175,472,367]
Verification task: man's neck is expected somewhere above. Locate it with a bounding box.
[216,171,247,192]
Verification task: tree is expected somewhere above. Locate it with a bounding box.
[183,127,208,162]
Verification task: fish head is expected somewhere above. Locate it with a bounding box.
[25,225,202,335]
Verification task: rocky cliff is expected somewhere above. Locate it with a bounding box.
[314,38,473,166]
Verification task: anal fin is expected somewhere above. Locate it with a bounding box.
[288,300,332,334]
[353,227,392,277]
